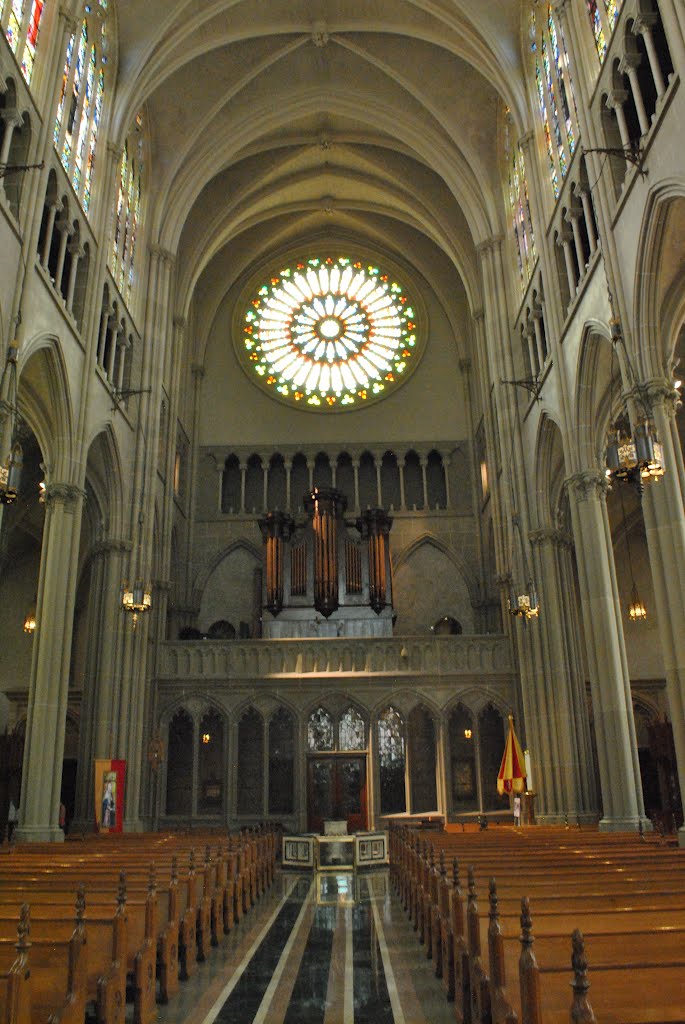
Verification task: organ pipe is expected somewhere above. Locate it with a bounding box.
[358,508,393,614]
[304,488,346,618]
[258,511,293,615]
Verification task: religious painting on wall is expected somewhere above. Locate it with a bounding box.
[94,758,126,833]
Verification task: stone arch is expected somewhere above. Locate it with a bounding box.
[193,539,261,633]
[534,412,568,529]
[634,183,685,376]
[392,533,476,634]
[17,334,75,479]
[574,322,614,472]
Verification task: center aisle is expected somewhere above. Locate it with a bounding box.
[156,870,454,1024]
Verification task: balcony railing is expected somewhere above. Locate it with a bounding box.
[158,634,513,682]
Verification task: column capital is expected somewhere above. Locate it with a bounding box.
[0,108,23,130]
[91,538,132,558]
[528,527,574,550]
[475,235,504,258]
[149,243,176,265]
[564,470,609,503]
[58,8,79,35]
[518,130,536,152]
[459,358,472,374]
[191,363,205,380]
[44,482,87,509]
[173,314,187,331]
[639,378,681,416]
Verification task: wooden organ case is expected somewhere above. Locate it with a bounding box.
[259,488,394,638]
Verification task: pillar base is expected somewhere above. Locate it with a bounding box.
[123,817,145,833]
[599,815,653,833]
[535,811,598,826]
[678,826,685,849]
[14,824,65,843]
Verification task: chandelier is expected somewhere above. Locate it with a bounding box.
[604,321,665,490]
[0,342,22,505]
[509,578,539,620]
[121,578,152,628]
[605,419,664,487]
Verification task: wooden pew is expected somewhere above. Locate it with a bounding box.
[0,905,31,1024]
[0,888,87,1024]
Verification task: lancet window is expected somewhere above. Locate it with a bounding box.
[587,0,622,62]
[1,0,44,85]
[308,707,335,751]
[110,113,144,306]
[54,0,108,214]
[531,4,579,199]
[505,114,536,288]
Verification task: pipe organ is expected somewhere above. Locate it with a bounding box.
[259,488,394,638]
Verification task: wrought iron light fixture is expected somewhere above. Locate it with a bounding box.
[0,342,22,505]
[604,320,664,490]
[121,577,152,628]
[508,515,540,621]
[509,577,540,620]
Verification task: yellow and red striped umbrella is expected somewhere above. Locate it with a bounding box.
[497,714,527,794]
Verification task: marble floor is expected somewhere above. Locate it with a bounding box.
[156,870,455,1024]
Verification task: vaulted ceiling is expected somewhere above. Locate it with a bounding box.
[110,1,528,355]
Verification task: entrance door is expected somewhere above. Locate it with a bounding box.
[307,756,367,833]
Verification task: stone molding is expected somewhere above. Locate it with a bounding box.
[44,483,87,508]
[528,527,574,550]
[159,635,514,682]
[564,470,608,503]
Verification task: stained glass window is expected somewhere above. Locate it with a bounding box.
[507,124,537,289]
[378,707,405,768]
[378,707,406,814]
[586,0,621,63]
[339,708,365,751]
[53,1,108,216]
[532,7,580,199]
[242,255,420,410]
[1,0,44,85]
[308,707,334,751]
[109,114,144,307]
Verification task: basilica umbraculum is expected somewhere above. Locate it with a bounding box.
[0,0,683,846]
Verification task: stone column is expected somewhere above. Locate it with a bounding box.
[72,537,130,829]
[639,384,685,843]
[528,528,598,821]
[419,454,428,509]
[0,109,21,172]
[65,243,84,314]
[352,457,360,512]
[16,483,86,841]
[634,11,666,98]
[620,53,651,136]
[578,188,598,254]
[284,458,292,511]
[558,226,577,298]
[239,461,246,513]
[566,471,646,830]
[40,201,61,268]
[53,218,73,292]
[567,209,586,280]
[398,456,406,510]
[606,90,632,151]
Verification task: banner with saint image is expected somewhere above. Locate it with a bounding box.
[94,759,126,833]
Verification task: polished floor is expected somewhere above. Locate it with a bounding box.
[156,870,454,1024]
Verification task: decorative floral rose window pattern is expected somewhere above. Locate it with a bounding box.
[242,256,419,409]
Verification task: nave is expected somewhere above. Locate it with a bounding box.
[156,871,453,1024]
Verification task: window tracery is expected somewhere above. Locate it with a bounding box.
[587,1,622,62]
[339,707,365,751]
[54,0,108,214]
[505,114,537,288]
[110,113,144,306]
[308,707,334,751]
[531,4,579,199]
[242,255,419,410]
[0,0,44,85]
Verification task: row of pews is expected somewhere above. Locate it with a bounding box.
[0,825,277,1023]
[389,823,685,1024]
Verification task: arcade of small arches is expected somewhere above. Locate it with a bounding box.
[216,447,453,517]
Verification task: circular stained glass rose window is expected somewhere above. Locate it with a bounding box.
[241,256,420,409]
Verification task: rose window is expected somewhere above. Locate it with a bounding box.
[242,256,419,409]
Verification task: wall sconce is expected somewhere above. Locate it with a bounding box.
[202,732,211,744]
[464,728,473,739]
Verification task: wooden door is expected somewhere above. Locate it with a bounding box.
[307,756,367,833]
